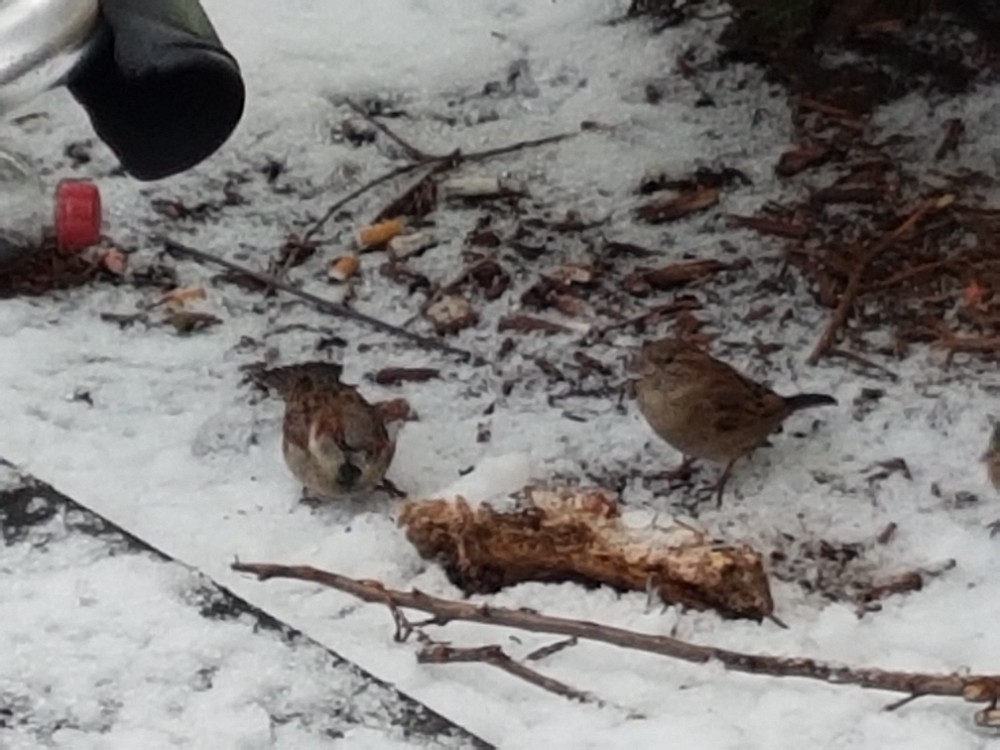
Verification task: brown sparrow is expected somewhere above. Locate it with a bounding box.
[250,361,397,500]
[634,337,837,505]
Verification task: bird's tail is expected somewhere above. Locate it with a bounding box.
[784,392,838,412]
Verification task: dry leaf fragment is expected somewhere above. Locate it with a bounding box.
[636,185,720,224]
[278,234,317,268]
[328,254,360,282]
[467,228,503,248]
[373,175,439,222]
[468,259,510,300]
[424,294,479,335]
[95,247,127,276]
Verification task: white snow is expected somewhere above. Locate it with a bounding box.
[3,0,1000,747]
[1,490,470,748]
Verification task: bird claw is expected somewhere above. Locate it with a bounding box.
[710,459,738,509]
[646,456,698,483]
[379,479,408,498]
[987,519,1000,538]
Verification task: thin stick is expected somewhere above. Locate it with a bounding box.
[162,239,484,364]
[827,348,899,382]
[231,561,1000,712]
[343,98,435,162]
[300,161,430,245]
[884,693,925,712]
[808,195,952,365]
[525,637,579,662]
[301,132,575,243]
[418,643,601,705]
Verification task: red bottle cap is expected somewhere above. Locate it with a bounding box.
[55,179,102,250]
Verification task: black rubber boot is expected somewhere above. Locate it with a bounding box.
[67,0,245,181]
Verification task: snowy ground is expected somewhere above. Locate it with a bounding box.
[0,462,481,749]
[4,0,1000,747]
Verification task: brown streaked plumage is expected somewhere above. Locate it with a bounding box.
[634,337,837,505]
[251,361,396,500]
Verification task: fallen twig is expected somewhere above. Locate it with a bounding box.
[231,560,1000,725]
[343,97,436,162]
[301,132,575,243]
[808,195,953,365]
[584,299,702,341]
[162,239,484,364]
[526,637,579,662]
[827,348,899,382]
[418,642,601,706]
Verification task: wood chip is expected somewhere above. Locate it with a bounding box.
[373,367,440,385]
[497,315,572,335]
[626,258,728,295]
[635,185,720,224]
[776,144,831,177]
[728,214,809,239]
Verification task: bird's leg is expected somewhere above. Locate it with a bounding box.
[649,455,697,482]
[379,478,408,498]
[713,458,739,508]
[299,488,324,508]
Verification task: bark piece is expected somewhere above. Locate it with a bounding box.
[397,484,774,621]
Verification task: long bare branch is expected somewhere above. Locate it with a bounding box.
[231,560,1000,719]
